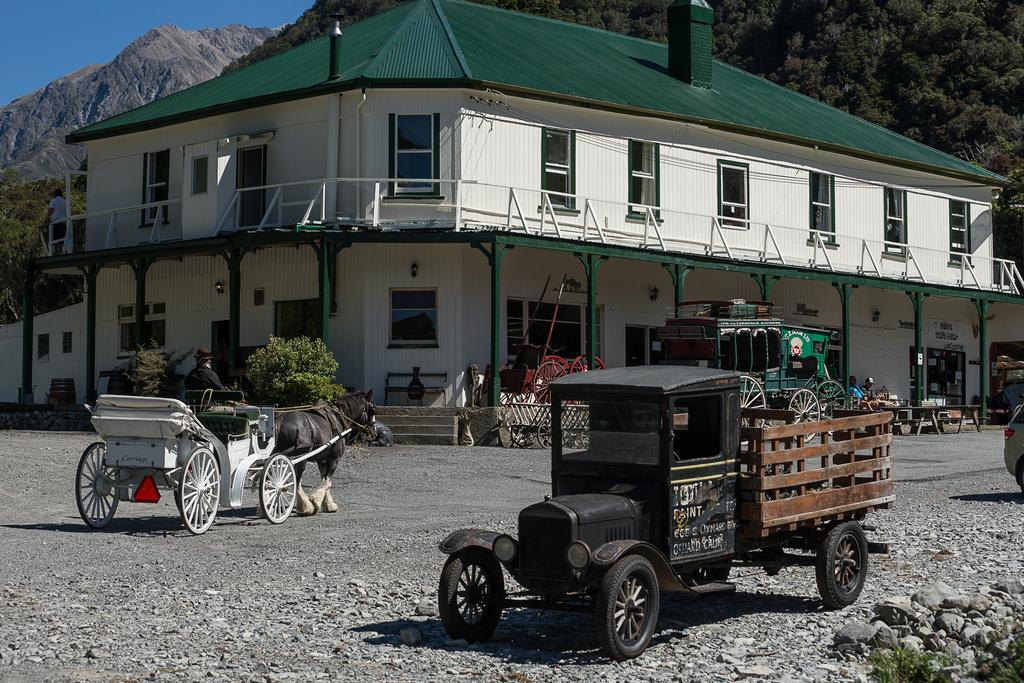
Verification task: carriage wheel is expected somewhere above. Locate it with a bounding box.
[75,442,118,529]
[789,388,823,441]
[816,380,847,417]
[179,447,220,535]
[568,355,606,374]
[532,358,567,403]
[260,454,297,524]
[535,408,553,449]
[739,375,767,427]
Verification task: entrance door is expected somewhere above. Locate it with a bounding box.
[625,326,647,366]
[910,347,967,404]
[237,146,266,228]
[210,320,230,383]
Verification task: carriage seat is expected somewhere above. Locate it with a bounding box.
[196,412,253,444]
[185,390,246,406]
[91,395,190,440]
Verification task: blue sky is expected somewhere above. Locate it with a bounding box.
[0,0,311,106]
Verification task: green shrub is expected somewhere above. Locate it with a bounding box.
[130,347,189,397]
[246,337,342,406]
[869,647,955,683]
[980,636,1024,682]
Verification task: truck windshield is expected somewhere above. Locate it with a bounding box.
[562,399,660,465]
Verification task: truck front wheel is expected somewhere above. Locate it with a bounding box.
[437,549,504,643]
[595,555,660,661]
[815,521,868,609]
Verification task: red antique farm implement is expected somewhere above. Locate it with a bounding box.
[486,276,602,447]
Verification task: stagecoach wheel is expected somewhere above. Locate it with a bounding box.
[178,447,220,535]
[816,380,847,417]
[533,358,567,403]
[789,388,822,440]
[75,442,119,529]
[259,454,297,524]
[596,554,660,661]
[815,521,869,609]
[740,375,768,428]
[438,549,504,643]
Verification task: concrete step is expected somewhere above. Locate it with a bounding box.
[390,432,458,446]
[389,423,457,437]
[383,414,458,428]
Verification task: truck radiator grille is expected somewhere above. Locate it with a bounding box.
[518,514,572,578]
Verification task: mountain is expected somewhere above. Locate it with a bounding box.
[0,24,278,180]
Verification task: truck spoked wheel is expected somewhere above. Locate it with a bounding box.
[596,555,660,661]
[815,521,868,609]
[438,549,504,643]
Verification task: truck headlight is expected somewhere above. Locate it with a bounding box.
[493,535,517,563]
[566,541,591,570]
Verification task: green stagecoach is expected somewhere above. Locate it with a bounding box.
[656,300,847,422]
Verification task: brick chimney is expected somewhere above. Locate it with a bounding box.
[668,0,713,89]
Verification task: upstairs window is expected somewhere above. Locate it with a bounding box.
[542,128,575,210]
[141,149,170,226]
[718,161,749,228]
[810,172,835,242]
[62,331,73,354]
[37,334,49,361]
[949,200,970,264]
[390,114,439,195]
[628,141,660,215]
[191,156,209,195]
[884,187,907,255]
[391,289,438,347]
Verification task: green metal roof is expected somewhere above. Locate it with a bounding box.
[67,0,1002,184]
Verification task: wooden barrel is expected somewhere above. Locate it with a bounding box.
[48,378,76,405]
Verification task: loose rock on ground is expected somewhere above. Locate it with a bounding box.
[0,429,1020,682]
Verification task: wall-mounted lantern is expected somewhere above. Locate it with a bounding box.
[649,286,659,302]
[411,262,419,279]
[215,280,225,295]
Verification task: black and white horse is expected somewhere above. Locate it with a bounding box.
[274,391,376,515]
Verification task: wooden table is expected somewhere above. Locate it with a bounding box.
[890,405,981,435]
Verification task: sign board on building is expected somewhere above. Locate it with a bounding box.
[928,320,965,352]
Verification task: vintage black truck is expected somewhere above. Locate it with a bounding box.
[437,366,894,660]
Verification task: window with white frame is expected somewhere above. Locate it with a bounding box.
[37,334,49,361]
[543,128,575,210]
[391,114,437,195]
[118,302,166,354]
[718,161,749,228]
[274,299,320,339]
[810,172,835,241]
[629,140,659,215]
[391,289,438,346]
[191,156,209,195]
[884,187,907,254]
[141,149,170,225]
[506,298,601,359]
[949,200,970,264]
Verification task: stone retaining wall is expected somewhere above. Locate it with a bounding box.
[0,405,93,432]
[376,406,502,446]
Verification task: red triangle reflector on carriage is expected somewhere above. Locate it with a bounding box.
[134,475,161,503]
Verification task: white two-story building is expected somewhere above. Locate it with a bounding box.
[6,0,1023,415]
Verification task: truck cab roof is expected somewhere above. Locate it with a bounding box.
[550,365,740,395]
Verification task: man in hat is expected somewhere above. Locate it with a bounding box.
[862,377,896,410]
[185,347,225,391]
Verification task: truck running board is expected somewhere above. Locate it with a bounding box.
[688,581,737,596]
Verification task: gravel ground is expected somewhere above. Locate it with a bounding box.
[0,430,1020,682]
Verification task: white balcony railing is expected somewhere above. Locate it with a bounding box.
[51,176,1024,296]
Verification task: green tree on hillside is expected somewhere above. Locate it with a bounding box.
[0,170,84,325]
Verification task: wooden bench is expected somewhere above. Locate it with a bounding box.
[385,371,449,406]
[889,403,982,435]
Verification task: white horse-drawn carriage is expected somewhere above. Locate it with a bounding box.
[75,391,342,534]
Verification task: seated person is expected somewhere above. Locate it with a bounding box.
[185,348,225,392]
[848,375,866,402]
[862,377,896,410]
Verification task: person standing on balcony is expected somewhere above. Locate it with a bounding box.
[46,188,67,253]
